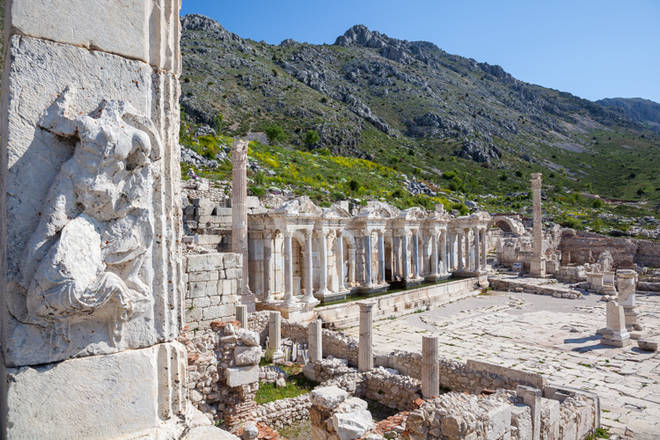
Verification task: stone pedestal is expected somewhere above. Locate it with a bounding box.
[617,269,641,331]
[358,303,374,372]
[600,302,631,347]
[421,336,439,399]
[308,319,323,363]
[267,311,284,361]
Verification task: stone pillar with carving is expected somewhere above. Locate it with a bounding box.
[412,231,420,278]
[263,231,273,302]
[364,232,373,287]
[0,1,215,438]
[530,173,546,277]
[232,139,252,305]
[480,228,487,269]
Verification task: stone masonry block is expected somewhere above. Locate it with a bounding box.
[186,253,224,273]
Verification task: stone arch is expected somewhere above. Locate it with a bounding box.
[489,216,525,237]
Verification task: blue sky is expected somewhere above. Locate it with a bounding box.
[181,1,660,103]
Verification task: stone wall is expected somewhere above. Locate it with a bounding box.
[179,321,261,431]
[254,394,312,429]
[315,277,482,329]
[559,229,660,269]
[185,252,242,328]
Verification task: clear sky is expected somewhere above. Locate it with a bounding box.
[181,0,660,103]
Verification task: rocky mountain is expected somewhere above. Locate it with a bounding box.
[597,98,660,134]
[180,14,660,204]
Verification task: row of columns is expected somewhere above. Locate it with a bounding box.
[261,225,487,304]
[446,227,487,273]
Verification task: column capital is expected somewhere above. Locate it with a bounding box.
[358,301,375,312]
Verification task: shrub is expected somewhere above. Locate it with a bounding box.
[264,124,287,144]
[592,198,604,209]
[349,179,360,192]
[303,129,320,148]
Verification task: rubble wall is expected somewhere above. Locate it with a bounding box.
[254,394,311,429]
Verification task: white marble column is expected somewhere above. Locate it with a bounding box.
[263,231,273,302]
[232,140,251,297]
[308,319,322,363]
[378,231,386,284]
[393,236,400,279]
[480,228,487,269]
[431,233,439,277]
[441,231,448,275]
[422,336,439,398]
[359,302,374,371]
[457,232,464,271]
[474,227,481,272]
[236,305,248,329]
[364,233,373,287]
[268,311,284,359]
[402,233,409,281]
[284,233,296,305]
[318,231,328,297]
[336,232,345,290]
[349,248,356,287]
[302,230,317,304]
[467,230,474,272]
[412,232,420,278]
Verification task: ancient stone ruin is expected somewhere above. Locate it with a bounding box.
[1,1,659,439]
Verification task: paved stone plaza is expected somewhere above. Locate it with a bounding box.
[344,290,660,438]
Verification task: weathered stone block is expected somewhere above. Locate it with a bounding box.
[188,271,220,282]
[223,253,242,269]
[4,342,186,439]
[189,281,218,298]
[225,365,259,387]
[187,253,225,273]
[9,0,181,71]
[234,346,262,366]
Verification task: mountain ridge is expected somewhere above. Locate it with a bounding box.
[179,14,660,205]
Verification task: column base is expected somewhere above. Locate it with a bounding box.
[316,289,350,303]
[355,283,389,295]
[601,330,631,347]
[529,259,546,278]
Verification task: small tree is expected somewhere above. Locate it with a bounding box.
[303,129,320,149]
[265,124,287,144]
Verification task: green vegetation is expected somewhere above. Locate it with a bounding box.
[254,364,315,404]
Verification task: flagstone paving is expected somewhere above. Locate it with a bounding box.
[343,291,660,438]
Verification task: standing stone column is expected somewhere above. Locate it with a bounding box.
[283,233,296,305]
[480,228,487,269]
[530,173,546,277]
[232,139,251,300]
[336,232,345,290]
[441,231,448,275]
[457,232,464,271]
[302,230,318,305]
[236,305,249,329]
[378,231,386,284]
[263,231,273,302]
[349,248,357,287]
[0,1,192,438]
[402,232,409,282]
[364,233,373,287]
[474,227,481,272]
[268,311,284,360]
[431,233,439,277]
[308,319,323,363]
[422,336,439,398]
[600,301,630,347]
[358,303,374,371]
[318,230,328,297]
[412,232,420,278]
